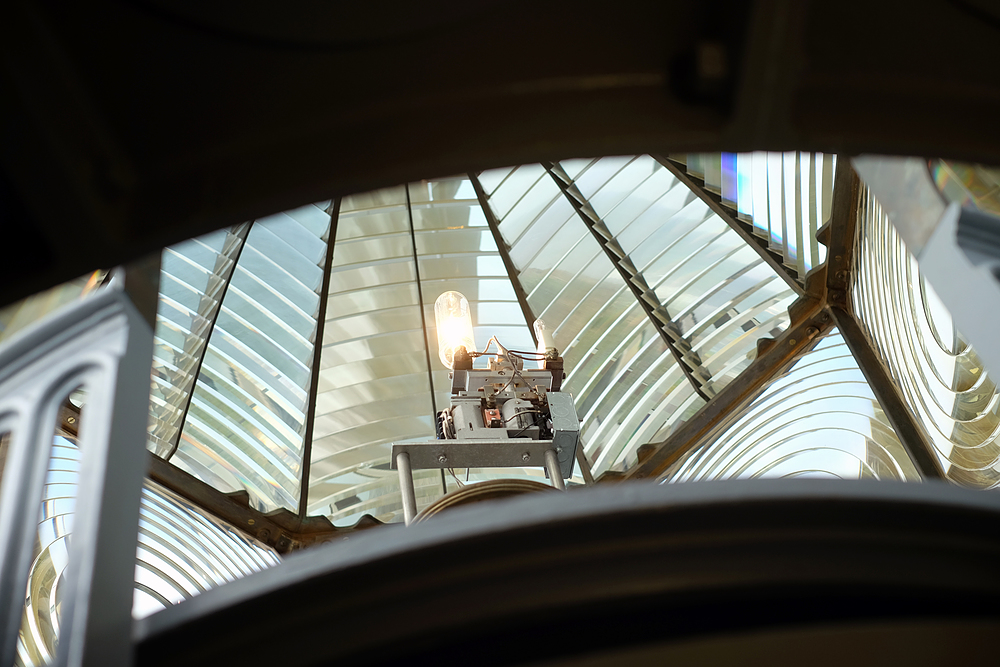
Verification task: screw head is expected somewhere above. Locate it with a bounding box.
[438,454,448,464]
[522,452,530,462]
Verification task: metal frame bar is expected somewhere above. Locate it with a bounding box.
[656,155,805,295]
[404,184,448,495]
[146,452,382,554]
[542,161,715,402]
[824,161,946,480]
[297,200,341,518]
[0,288,153,667]
[617,292,832,481]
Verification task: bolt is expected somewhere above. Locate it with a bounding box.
[830,290,844,302]
[522,452,530,462]
[438,454,448,464]
[556,446,563,453]
[820,312,830,322]
[836,270,847,282]
[806,327,819,337]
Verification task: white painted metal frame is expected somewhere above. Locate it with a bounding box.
[0,289,154,667]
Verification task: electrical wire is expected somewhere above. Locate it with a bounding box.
[447,467,466,487]
[503,409,542,423]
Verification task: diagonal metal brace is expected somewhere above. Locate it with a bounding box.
[613,284,833,481]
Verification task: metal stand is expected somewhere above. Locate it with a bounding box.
[394,440,566,525]
[544,449,566,491]
[396,451,418,525]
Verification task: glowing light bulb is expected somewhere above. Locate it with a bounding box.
[435,291,476,368]
[534,318,558,358]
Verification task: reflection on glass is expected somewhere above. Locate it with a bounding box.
[673,151,835,280]
[667,330,920,482]
[930,159,1000,217]
[853,185,1000,488]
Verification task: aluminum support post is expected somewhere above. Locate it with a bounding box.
[396,451,418,525]
[545,449,566,491]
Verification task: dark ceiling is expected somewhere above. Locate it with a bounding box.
[3,0,1000,307]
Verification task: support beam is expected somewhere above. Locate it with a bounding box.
[655,155,805,296]
[824,160,946,480]
[542,161,715,402]
[830,308,945,479]
[56,402,385,555]
[616,293,832,481]
[147,455,385,554]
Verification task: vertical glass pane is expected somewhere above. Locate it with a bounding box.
[721,152,739,208]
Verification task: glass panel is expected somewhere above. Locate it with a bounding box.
[667,330,920,482]
[133,483,280,619]
[171,205,331,513]
[721,152,739,207]
[853,185,1000,488]
[0,271,104,345]
[681,151,835,282]
[149,225,248,458]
